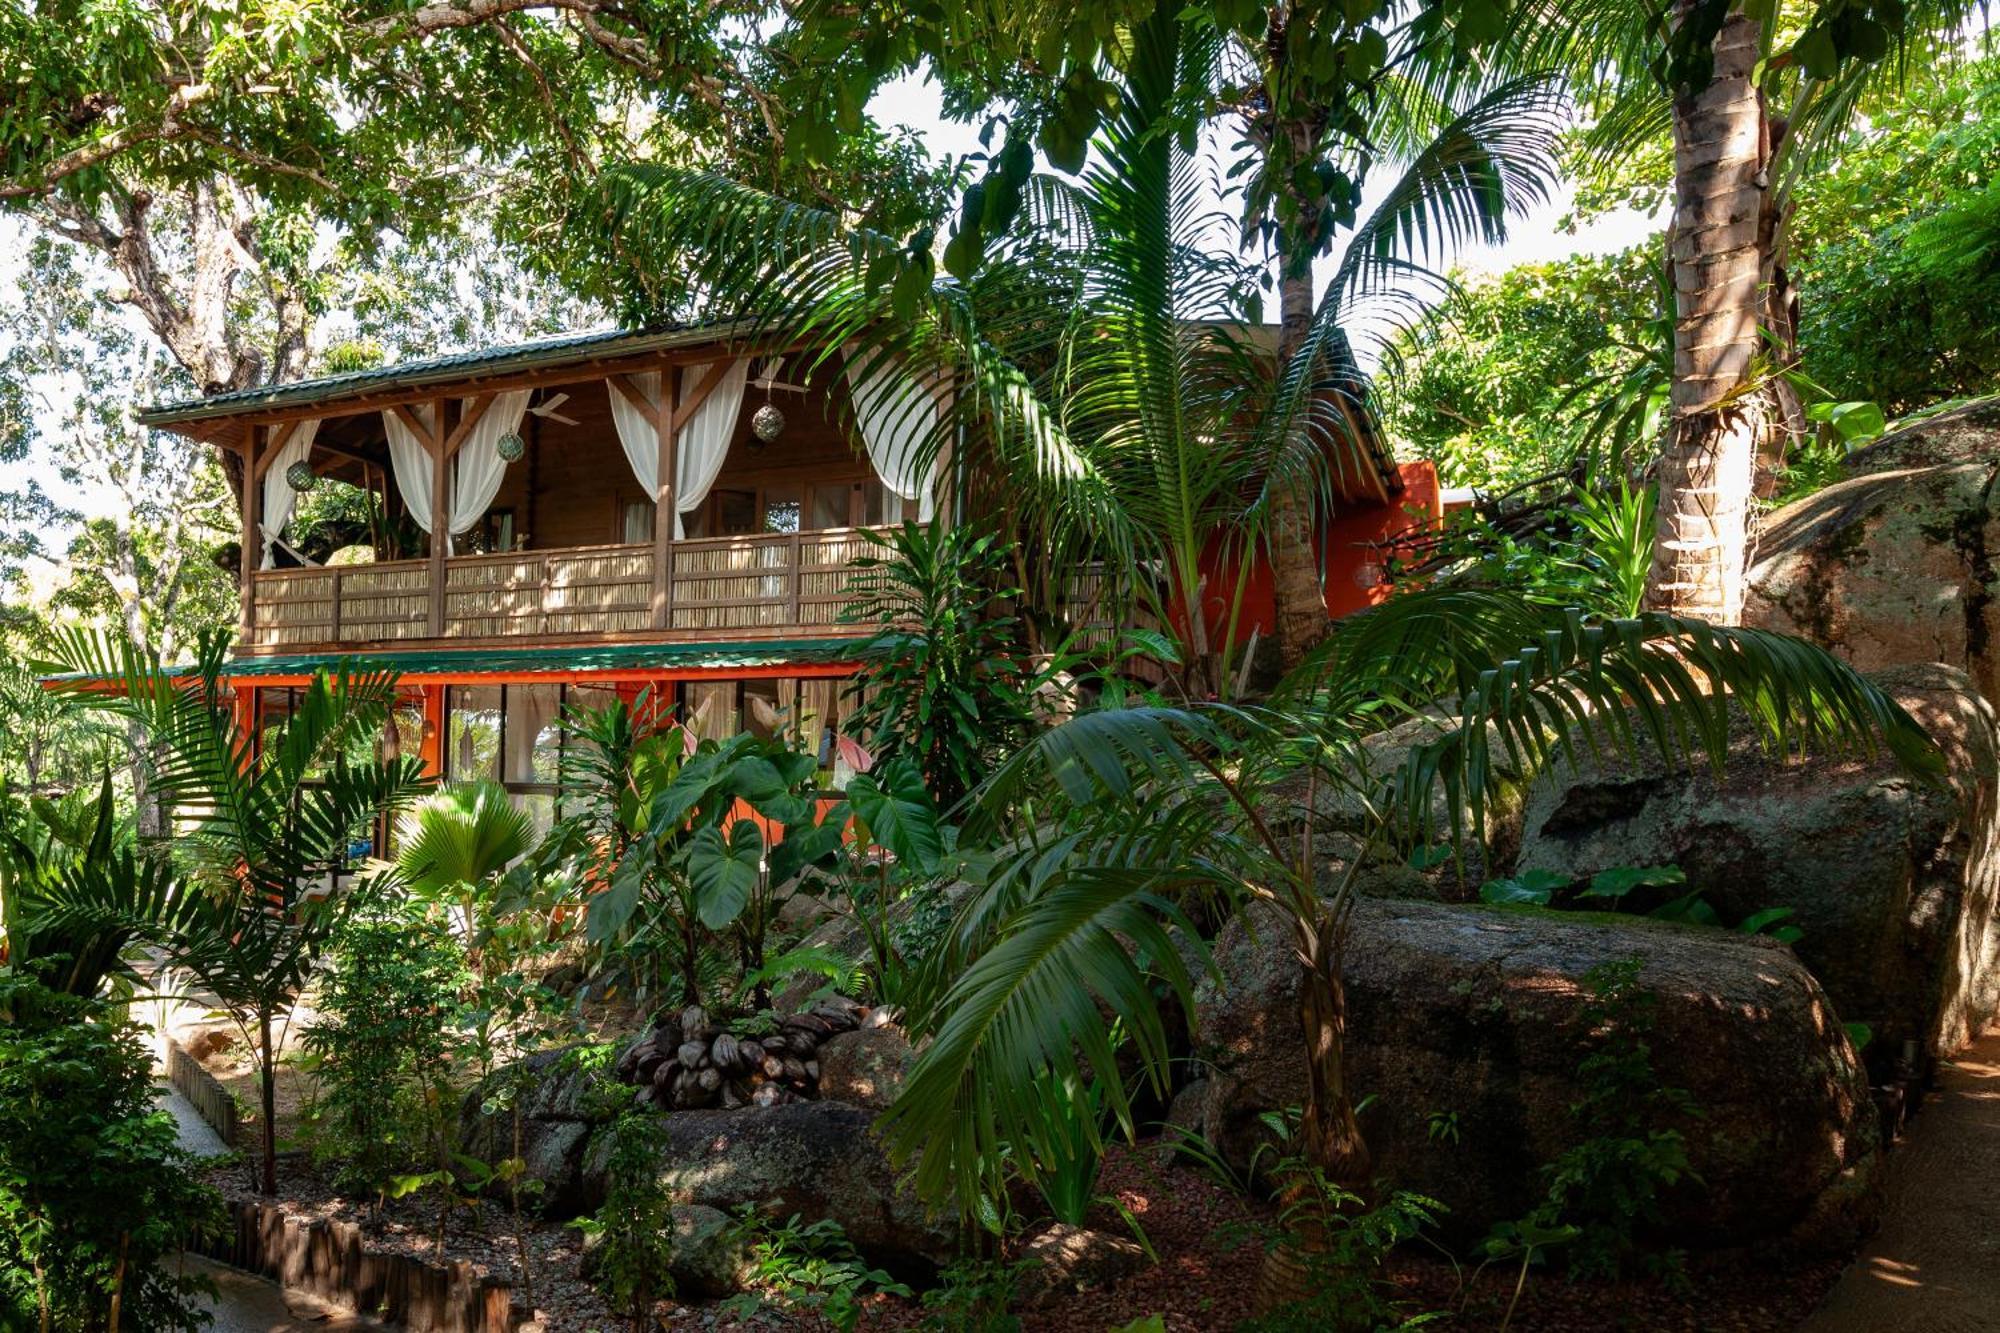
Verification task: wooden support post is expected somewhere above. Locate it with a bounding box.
[652,364,679,630]
[239,423,262,649]
[425,397,448,637]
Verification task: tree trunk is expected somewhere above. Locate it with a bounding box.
[1269,271,1330,671]
[259,1006,279,1196]
[1647,8,1770,624]
[1296,913,1369,1190]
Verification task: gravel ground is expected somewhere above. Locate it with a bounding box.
[202,1136,1846,1333]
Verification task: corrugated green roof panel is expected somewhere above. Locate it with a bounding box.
[44,638,870,684]
[137,320,757,427]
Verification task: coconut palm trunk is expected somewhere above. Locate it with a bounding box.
[1647,7,1771,624]
[1271,270,1331,669]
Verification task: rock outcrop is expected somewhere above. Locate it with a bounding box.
[459,1044,622,1217]
[1513,664,2000,1064]
[1748,401,2000,703]
[578,1100,953,1271]
[1193,898,1881,1253]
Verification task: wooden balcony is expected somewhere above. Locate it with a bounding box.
[245,529,876,652]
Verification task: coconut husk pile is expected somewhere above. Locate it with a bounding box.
[612,997,892,1111]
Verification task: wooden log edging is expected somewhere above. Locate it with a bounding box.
[165,1036,241,1148]
[195,1198,535,1332]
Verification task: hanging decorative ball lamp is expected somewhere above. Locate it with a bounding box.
[751,402,787,443]
[495,430,527,462]
[285,459,319,492]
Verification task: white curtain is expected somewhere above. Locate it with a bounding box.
[605,361,751,538]
[381,392,530,552]
[259,419,321,568]
[844,354,939,522]
[384,403,438,532]
[451,390,531,538]
[675,360,748,538]
[607,372,661,496]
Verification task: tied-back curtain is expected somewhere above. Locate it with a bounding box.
[259,419,321,568]
[606,371,661,495]
[605,361,751,538]
[451,391,531,539]
[384,403,440,535]
[844,353,939,522]
[381,393,531,553]
[675,360,748,537]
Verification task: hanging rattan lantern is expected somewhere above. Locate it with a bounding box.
[285,459,318,492]
[495,430,526,462]
[751,402,786,443]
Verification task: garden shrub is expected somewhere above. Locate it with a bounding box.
[0,976,221,1333]
[303,906,469,1199]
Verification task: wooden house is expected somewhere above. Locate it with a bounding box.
[137,322,1434,827]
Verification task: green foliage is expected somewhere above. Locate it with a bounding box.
[1240,1110,1444,1332]
[1382,247,1666,489]
[303,906,469,1199]
[396,780,536,973]
[1791,56,2000,412]
[841,521,1054,808]
[719,1208,912,1333]
[879,586,1940,1223]
[0,977,221,1333]
[606,4,1561,695]
[44,627,432,1192]
[917,1257,1031,1332]
[574,1112,677,1327]
[1496,960,1698,1286]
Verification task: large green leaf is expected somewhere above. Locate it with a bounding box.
[848,757,943,871]
[687,821,762,930]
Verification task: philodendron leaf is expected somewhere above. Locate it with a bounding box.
[848,756,943,871]
[1579,863,1686,900]
[1478,869,1568,906]
[688,821,762,930]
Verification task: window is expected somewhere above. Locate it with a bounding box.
[446,686,503,784]
[621,501,653,545]
[808,483,851,531]
[716,489,758,535]
[763,483,801,534]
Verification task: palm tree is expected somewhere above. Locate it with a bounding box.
[45,629,431,1194]
[605,7,1560,696]
[396,781,535,974]
[876,588,1943,1221]
[1508,0,1982,622]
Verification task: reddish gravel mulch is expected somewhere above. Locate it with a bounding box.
[204,1143,1843,1332]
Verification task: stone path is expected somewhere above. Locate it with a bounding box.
[157,1081,231,1159]
[1801,1025,2000,1332]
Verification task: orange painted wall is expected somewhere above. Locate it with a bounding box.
[1320,460,1443,619]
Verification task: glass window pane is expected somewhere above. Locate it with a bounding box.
[743,678,785,741]
[860,478,894,526]
[682,503,712,539]
[764,483,801,534]
[505,684,564,785]
[716,489,758,535]
[808,485,850,531]
[386,692,426,765]
[256,688,295,761]
[684,682,738,742]
[447,686,503,785]
[622,502,653,544]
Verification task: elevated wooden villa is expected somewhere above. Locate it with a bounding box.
[136,322,1436,826]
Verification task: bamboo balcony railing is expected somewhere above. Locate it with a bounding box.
[246,529,878,651]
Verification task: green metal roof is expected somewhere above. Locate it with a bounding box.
[137,320,757,429]
[44,638,870,684]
